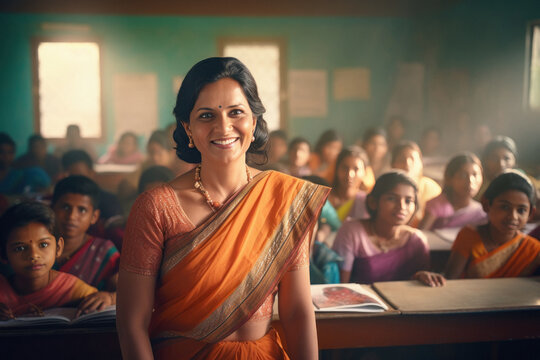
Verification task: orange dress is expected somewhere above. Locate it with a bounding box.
[452,226,540,278]
[121,171,329,359]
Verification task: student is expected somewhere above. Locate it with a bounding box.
[14,134,61,182]
[391,140,441,226]
[52,176,120,293]
[328,146,370,222]
[385,115,406,151]
[98,131,144,165]
[477,136,518,199]
[439,170,539,281]
[138,165,175,194]
[333,171,435,284]
[419,153,486,230]
[61,149,123,224]
[0,132,51,195]
[283,137,312,178]
[266,129,288,165]
[309,129,343,183]
[359,127,389,180]
[54,124,97,161]
[0,202,110,319]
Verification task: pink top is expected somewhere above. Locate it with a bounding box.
[425,193,487,230]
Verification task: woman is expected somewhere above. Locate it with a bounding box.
[328,146,370,222]
[117,57,328,360]
[308,129,343,183]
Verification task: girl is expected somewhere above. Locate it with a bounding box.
[98,131,144,165]
[359,127,389,192]
[284,137,312,178]
[477,136,518,200]
[419,170,540,285]
[391,140,441,226]
[328,146,369,222]
[0,202,111,320]
[333,171,441,285]
[419,153,486,230]
[309,129,343,183]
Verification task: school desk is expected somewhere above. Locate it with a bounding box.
[1,278,539,358]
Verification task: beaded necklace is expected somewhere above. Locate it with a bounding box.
[194,164,252,212]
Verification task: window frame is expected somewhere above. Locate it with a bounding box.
[523,20,540,112]
[31,37,106,143]
[218,37,288,131]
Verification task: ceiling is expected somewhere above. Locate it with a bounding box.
[1,0,462,17]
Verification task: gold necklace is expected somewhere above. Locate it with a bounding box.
[370,222,400,253]
[194,164,252,212]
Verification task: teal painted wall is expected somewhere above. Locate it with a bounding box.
[0,14,413,155]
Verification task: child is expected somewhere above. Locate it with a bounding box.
[359,127,389,185]
[419,153,486,230]
[309,129,343,183]
[284,137,312,178]
[98,131,144,165]
[391,140,441,226]
[333,171,439,285]
[328,146,369,222]
[0,202,111,319]
[418,170,540,285]
[52,175,120,292]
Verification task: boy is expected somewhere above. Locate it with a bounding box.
[52,175,120,293]
[0,202,109,319]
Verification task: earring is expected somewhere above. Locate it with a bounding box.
[188,135,194,148]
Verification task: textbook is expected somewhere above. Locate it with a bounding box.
[311,283,389,313]
[0,305,116,328]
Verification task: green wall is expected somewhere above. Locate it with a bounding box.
[0,14,413,155]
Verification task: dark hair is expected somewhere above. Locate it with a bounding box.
[270,130,288,142]
[119,131,138,144]
[172,57,269,164]
[28,134,45,148]
[482,135,518,161]
[0,132,16,149]
[52,175,101,209]
[391,140,423,165]
[444,152,482,181]
[288,137,311,152]
[62,150,93,171]
[366,170,418,219]
[315,130,341,155]
[332,146,369,188]
[482,170,536,209]
[0,202,56,260]
[138,165,175,194]
[362,127,387,144]
[148,130,171,150]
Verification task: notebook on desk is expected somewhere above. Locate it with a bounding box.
[372,277,540,314]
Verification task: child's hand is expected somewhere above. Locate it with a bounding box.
[76,291,115,317]
[413,271,446,287]
[0,303,15,321]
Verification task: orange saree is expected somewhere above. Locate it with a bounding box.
[121,170,329,359]
[452,226,540,278]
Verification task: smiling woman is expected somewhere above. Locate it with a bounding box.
[117,57,329,360]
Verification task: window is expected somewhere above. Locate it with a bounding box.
[220,39,285,131]
[32,40,103,139]
[525,22,540,111]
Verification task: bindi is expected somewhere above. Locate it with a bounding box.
[218,105,222,109]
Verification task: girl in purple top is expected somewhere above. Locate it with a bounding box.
[419,152,486,231]
[333,171,445,286]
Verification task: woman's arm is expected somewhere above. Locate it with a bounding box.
[278,265,318,360]
[117,269,157,360]
[340,270,351,283]
[444,251,468,279]
[418,211,436,230]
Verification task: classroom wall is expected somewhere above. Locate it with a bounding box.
[0,13,413,155]
[412,0,540,162]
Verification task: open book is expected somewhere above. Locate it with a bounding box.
[311,283,388,312]
[0,305,116,328]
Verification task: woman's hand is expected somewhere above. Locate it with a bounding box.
[413,271,446,287]
[76,291,115,317]
[0,303,14,320]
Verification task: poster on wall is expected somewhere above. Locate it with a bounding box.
[333,67,371,100]
[288,70,328,117]
[113,73,158,141]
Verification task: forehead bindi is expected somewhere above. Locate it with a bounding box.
[7,222,53,245]
[194,78,249,110]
